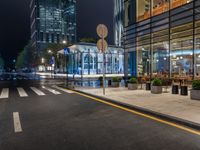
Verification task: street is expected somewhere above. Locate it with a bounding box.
[0,76,200,150]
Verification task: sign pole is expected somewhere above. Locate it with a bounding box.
[103,38,106,95]
[96,24,108,96]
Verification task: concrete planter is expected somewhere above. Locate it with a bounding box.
[191,90,200,100]
[128,83,138,90]
[112,82,120,87]
[151,86,162,94]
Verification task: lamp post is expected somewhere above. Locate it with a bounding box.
[41,58,45,72]
[63,40,69,87]
[48,49,54,78]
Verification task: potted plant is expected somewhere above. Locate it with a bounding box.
[191,80,200,100]
[151,78,162,94]
[111,77,120,87]
[128,78,138,90]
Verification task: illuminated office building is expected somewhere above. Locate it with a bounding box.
[30,0,76,55]
[124,0,200,78]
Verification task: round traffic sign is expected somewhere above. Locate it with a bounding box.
[97,39,108,53]
[97,24,108,38]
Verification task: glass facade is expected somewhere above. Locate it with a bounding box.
[30,0,76,53]
[114,0,124,46]
[124,0,200,78]
[58,43,124,75]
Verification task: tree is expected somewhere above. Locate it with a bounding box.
[42,43,67,68]
[16,42,36,69]
[79,37,97,43]
[0,55,4,70]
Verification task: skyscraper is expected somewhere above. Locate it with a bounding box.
[113,0,124,47]
[30,0,76,55]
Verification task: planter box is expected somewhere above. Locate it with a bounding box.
[172,85,179,94]
[112,82,120,87]
[146,83,151,91]
[151,86,162,94]
[128,83,137,90]
[180,86,188,96]
[191,90,200,100]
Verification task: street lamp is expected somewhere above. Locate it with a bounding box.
[41,58,45,64]
[62,40,69,87]
[62,40,67,44]
[48,49,52,54]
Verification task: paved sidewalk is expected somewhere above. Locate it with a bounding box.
[75,86,200,126]
[37,72,124,78]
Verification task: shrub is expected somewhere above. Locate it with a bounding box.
[192,80,200,90]
[112,77,120,82]
[152,78,162,86]
[129,77,137,84]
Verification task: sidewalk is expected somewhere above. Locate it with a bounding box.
[75,86,200,127]
[37,72,124,78]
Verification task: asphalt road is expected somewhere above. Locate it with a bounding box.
[0,76,200,150]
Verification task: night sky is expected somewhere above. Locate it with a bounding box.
[0,0,114,66]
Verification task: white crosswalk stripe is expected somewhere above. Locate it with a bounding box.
[13,112,22,133]
[0,88,9,99]
[52,85,74,94]
[42,86,61,95]
[0,86,65,99]
[30,87,46,96]
[17,87,28,97]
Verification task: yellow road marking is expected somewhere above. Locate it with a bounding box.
[65,88,200,136]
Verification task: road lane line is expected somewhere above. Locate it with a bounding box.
[0,88,9,99]
[13,112,22,133]
[17,87,28,97]
[69,89,200,136]
[42,86,61,95]
[52,85,74,94]
[30,87,46,96]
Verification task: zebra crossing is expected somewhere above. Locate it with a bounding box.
[0,86,73,99]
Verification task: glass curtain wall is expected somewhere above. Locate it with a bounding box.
[170,23,193,77]
[137,34,151,76]
[131,0,197,78]
[66,50,124,75]
[137,0,193,22]
[152,29,170,76]
[195,20,200,77]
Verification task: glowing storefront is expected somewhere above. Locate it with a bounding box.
[58,43,124,75]
[124,0,200,78]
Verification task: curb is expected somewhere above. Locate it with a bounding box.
[67,87,200,131]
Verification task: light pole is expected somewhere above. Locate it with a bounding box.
[63,40,69,87]
[48,49,54,78]
[41,58,45,72]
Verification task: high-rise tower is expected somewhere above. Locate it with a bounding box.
[30,0,76,55]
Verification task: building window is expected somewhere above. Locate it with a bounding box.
[40,32,43,42]
[170,23,193,77]
[171,0,193,9]
[137,45,151,76]
[137,0,151,22]
[46,33,49,42]
[152,42,169,76]
[152,0,169,16]
[51,34,54,43]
